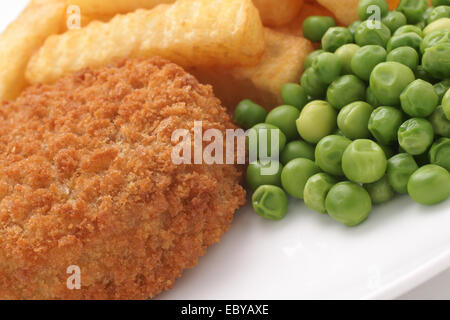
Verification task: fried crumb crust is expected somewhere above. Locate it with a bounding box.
[0,58,246,300]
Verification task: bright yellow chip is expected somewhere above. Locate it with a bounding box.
[67,0,175,16]
[0,0,66,101]
[316,0,359,26]
[26,0,265,85]
[190,29,314,111]
[252,0,305,27]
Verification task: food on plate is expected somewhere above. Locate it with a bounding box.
[26,0,265,85]
[335,44,360,74]
[315,135,352,176]
[302,16,337,42]
[398,118,435,155]
[233,100,268,130]
[67,0,175,16]
[407,165,450,205]
[429,138,450,171]
[351,45,387,81]
[427,5,450,23]
[386,46,420,71]
[322,27,354,52]
[280,140,315,165]
[443,89,450,119]
[400,79,439,117]
[252,0,305,27]
[337,101,374,140]
[327,75,366,110]
[312,52,342,84]
[317,0,360,26]
[358,0,390,20]
[397,0,429,24]
[381,10,408,32]
[296,100,337,144]
[0,58,246,299]
[247,123,287,158]
[246,160,283,191]
[368,106,404,145]
[265,105,301,141]
[0,0,65,101]
[434,80,450,103]
[304,173,338,214]
[355,20,392,48]
[281,158,321,199]
[429,106,450,137]
[281,83,309,110]
[252,185,289,220]
[364,175,395,204]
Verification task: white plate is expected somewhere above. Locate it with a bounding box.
[2,1,449,300]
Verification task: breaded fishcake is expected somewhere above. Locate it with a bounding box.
[0,58,246,300]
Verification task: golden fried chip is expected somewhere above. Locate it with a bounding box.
[252,0,305,27]
[0,0,66,101]
[190,29,314,111]
[316,0,359,26]
[26,0,265,85]
[67,0,175,16]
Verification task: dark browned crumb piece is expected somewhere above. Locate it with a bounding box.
[0,57,246,300]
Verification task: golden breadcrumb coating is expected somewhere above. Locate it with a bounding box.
[0,58,246,300]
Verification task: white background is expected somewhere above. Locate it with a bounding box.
[1,1,449,300]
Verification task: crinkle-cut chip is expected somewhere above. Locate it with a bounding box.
[190,29,314,111]
[26,0,265,85]
[0,0,65,101]
[252,0,305,27]
[67,0,175,16]
[316,0,359,26]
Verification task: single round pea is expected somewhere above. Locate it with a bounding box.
[302,16,337,42]
[382,11,408,33]
[429,105,450,137]
[398,118,435,155]
[443,89,450,120]
[342,139,387,183]
[370,62,415,106]
[322,27,354,52]
[234,99,267,130]
[432,0,450,6]
[252,185,289,221]
[304,49,325,69]
[358,0,389,20]
[368,106,404,145]
[422,43,450,79]
[281,158,321,199]
[312,52,342,84]
[415,65,438,83]
[280,140,315,165]
[387,32,422,53]
[247,123,287,159]
[349,21,362,36]
[367,86,381,107]
[300,68,327,99]
[246,160,283,191]
[408,164,450,205]
[281,83,308,111]
[315,135,352,176]
[335,44,360,74]
[351,45,387,81]
[434,79,450,103]
[397,0,428,24]
[386,46,419,71]
[327,75,366,110]
[304,173,338,214]
[423,17,450,35]
[428,6,450,23]
[387,153,419,193]
[420,30,450,54]
[394,24,423,37]
[266,105,301,141]
[326,182,372,226]
[423,6,435,23]
[429,137,450,170]
[338,101,374,139]
[296,100,337,143]
[364,175,395,204]
[355,20,392,47]
[400,79,439,117]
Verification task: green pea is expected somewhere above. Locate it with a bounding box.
[387,153,419,193]
[429,137,450,170]
[281,83,308,111]
[398,118,435,155]
[327,75,366,110]
[335,44,360,74]
[387,32,422,53]
[252,185,289,221]
[326,182,372,226]
[397,0,428,24]
[358,0,389,20]
[247,123,287,159]
[370,62,415,106]
[304,49,325,69]
[281,158,321,199]
[322,27,354,52]
[355,20,392,47]
[408,164,450,205]
[400,79,439,117]
[338,101,374,139]
[342,139,387,183]
[415,20,426,29]
[423,17,450,35]
[429,105,450,137]
[304,173,338,214]
[266,105,301,141]
[423,6,435,23]
[246,160,283,191]
[422,43,450,79]
[349,21,362,36]
[368,106,404,145]
[394,24,423,37]
[367,86,381,107]
[234,99,267,130]
[312,52,342,84]
[415,65,438,83]
[420,30,450,54]
[380,144,395,159]
[434,79,450,103]
[443,89,450,120]
[386,46,419,71]
[300,67,327,99]
[428,6,450,23]
[432,0,450,6]
[315,135,352,176]
[382,11,408,33]
[364,175,395,204]
[296,100,337,143]
[351,45,387,81]
[280,140,315,165]
[302,16,337,42]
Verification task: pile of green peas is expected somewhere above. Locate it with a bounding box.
[233,0,450,226]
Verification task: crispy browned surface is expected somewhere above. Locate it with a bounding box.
[0,58,246,300]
